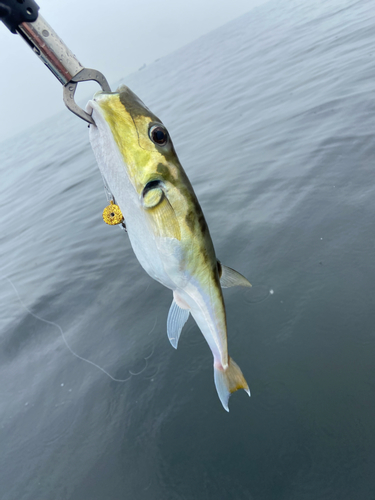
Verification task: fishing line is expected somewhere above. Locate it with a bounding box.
[2,275,157,383]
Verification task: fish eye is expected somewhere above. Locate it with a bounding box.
[149,125,168,146]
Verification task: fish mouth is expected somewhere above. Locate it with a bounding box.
[85,90,117,124]
[85,97,99,122]
[85,100,94,117]
[85,90,118,125]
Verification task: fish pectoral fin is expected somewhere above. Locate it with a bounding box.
[214,357,250,412]
[218,261,252,288]
[145,193,181,241]
[167,298,190,349]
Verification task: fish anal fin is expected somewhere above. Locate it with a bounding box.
[218,261,251,288]
[167,296,190,349]
[214,357,250,411]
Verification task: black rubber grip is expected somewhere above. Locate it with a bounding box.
[0,0,39,34]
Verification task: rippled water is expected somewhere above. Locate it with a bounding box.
[1,0,375,498]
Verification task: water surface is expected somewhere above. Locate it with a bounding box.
[1,0,375,498]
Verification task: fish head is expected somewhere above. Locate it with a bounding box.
[87,85,196,245]
[86,85,181,196]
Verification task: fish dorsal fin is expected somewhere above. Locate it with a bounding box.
[218,261,252,288]
[167,298,190,349]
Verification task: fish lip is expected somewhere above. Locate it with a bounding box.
[85,90,111,118]
[85,98,103,126]
[85,100,94,116]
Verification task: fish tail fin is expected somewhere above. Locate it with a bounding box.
[214,357,250,412]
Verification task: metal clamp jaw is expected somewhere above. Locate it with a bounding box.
[17,14,111,124]
[0,1,110,124]
[63,69,111,125]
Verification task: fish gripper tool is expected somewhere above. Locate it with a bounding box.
[0,0,111,124]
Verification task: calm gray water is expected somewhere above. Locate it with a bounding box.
[1,0,375,498]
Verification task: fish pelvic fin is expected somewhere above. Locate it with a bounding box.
[218,261,252,288]
[214,357,250,412]
[167,297,190,349]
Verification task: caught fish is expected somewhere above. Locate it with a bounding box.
[87,86,251,411]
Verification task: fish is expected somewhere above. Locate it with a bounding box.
[86,85,251,411]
